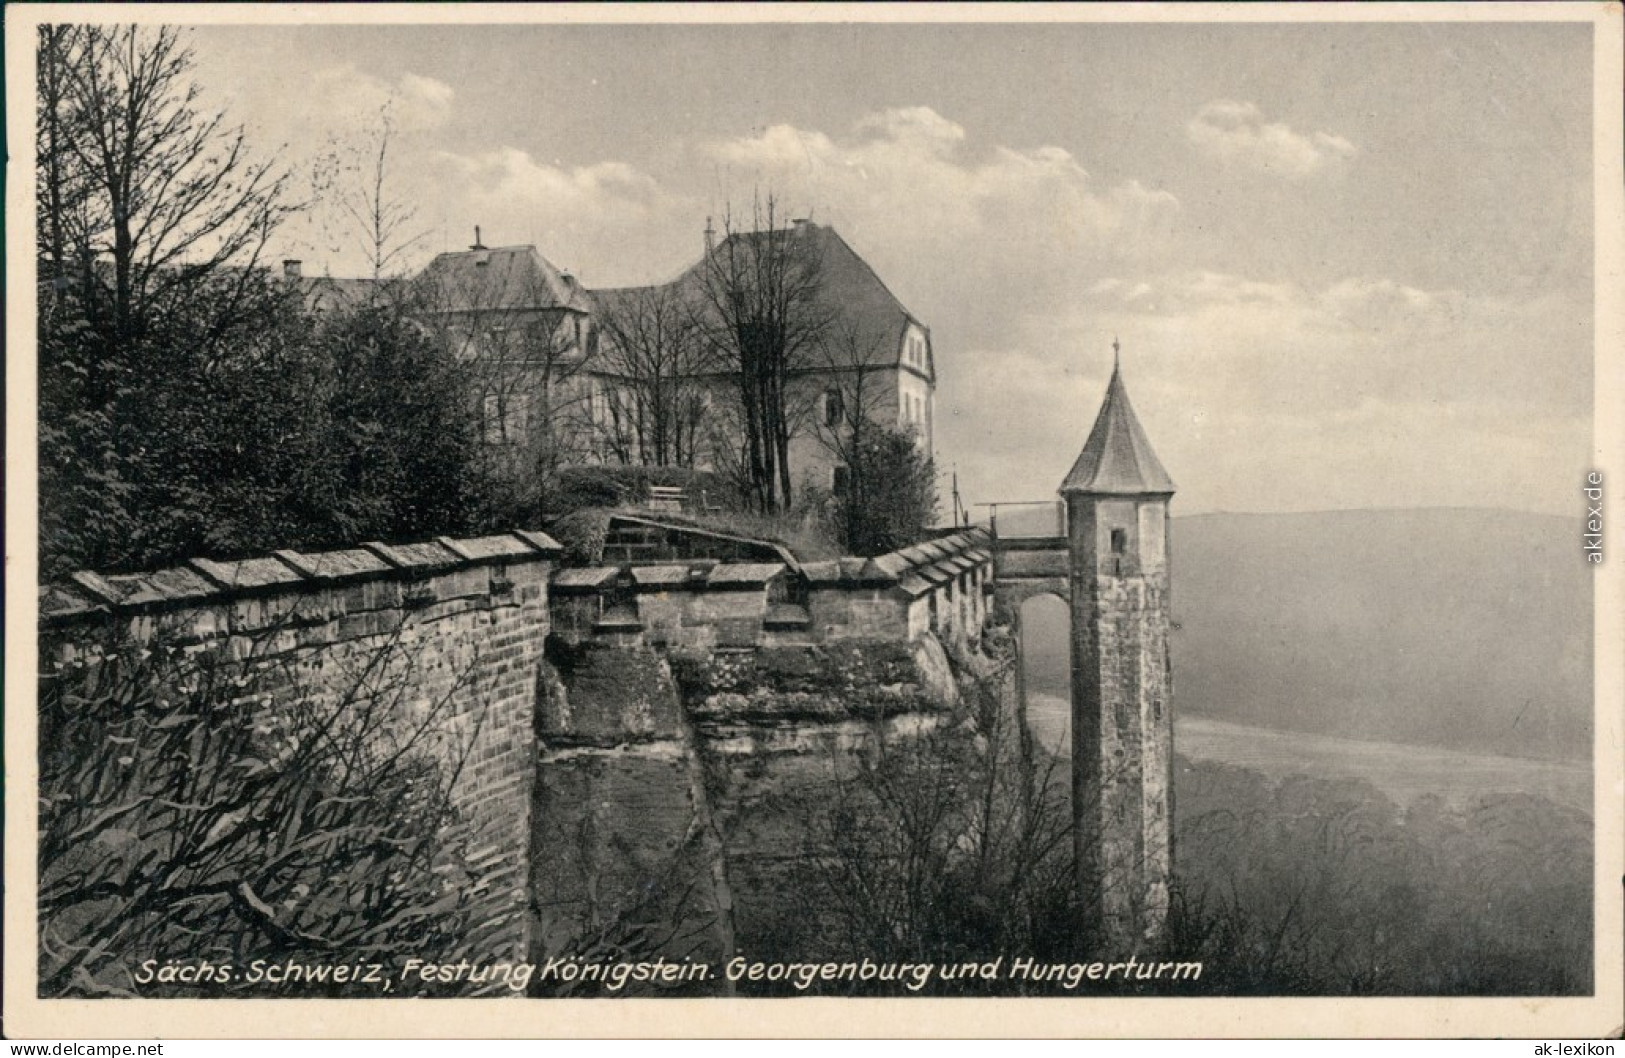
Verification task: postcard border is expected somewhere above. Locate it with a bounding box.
[6,1,1621,1040]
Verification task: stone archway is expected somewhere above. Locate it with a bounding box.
[1011,589,1071,758]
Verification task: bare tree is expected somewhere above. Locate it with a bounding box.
[308,108,428,288]
[812,321,890,473]
[807,323,937,552]
[417,252,594,521]
[36,25,298,574]
[38,622,501,997]
[592,283,709,468]
[36,26,91,288]
[694,196,833,513]
[39,25,290,341]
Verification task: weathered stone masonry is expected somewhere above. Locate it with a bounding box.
[529,528,996,981]
[38,525,999,979]
[39,530,564,960]
[547,527,994,653]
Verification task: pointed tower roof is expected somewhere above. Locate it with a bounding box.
[1060,354,1176,495]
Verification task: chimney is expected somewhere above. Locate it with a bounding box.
[470,225,487,251]
[282,259,303,278]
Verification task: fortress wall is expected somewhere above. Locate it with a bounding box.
[37,525,997,992]
[548,528,995,655]
[525,530,994,989]
[38,531,562,963]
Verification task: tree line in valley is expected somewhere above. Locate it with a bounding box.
[35,24,936,580]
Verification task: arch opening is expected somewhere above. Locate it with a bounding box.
[1017,592,1071,758]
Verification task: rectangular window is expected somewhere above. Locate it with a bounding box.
[833,465,850,497]
[824,387,844,428]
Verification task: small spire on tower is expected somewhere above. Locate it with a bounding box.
[1059,341,1175,496]
[1112,335,1121,366]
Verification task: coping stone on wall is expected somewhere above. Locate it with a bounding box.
[41,528,565,628]
[552,567,622,593]
[274,548,393,582]
[189,556,304,592]
[867,553,910,580]
[705,563,785,589]
[897,574,933,597]
[630,565,691,590]
[362,540,461,572]
[799,560,842,584]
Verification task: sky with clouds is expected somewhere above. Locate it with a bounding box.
[183,18,1596,517]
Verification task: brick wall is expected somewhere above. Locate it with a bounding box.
[36,521,995,989]
[39,530,561,963]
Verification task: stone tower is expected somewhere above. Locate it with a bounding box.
[1059,347,1176,950]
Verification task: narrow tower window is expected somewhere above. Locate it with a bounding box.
[1110,528,1128,554]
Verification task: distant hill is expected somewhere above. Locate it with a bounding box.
[1016,508,1592,762]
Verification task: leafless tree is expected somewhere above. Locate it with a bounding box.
[37,25,291,341]
[305,107,429,289]
[812,320,891,472]
[592,284,710,468]
[694,195,833,513]
[417,254,594,519]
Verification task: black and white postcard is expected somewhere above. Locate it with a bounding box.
[6,2,1621,1040]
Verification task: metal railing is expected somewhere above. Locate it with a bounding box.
[972,500,1066,540]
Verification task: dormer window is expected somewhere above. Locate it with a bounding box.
[904,334,923,368]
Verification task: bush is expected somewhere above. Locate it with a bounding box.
[40,277,484,575]
[836,425,938,556]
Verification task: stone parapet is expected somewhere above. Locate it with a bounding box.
[36,528,564,968]
[40,530,563,629]
[553,526,995,652]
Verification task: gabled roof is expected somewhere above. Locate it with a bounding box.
[417,245,591,315]
[297,276,376,314]
[1059,360,1175,495]
[602,221,927,376]
[778,223,924,373]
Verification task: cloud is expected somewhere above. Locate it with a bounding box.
[437,149,664,215]
[705,106,1180,346]
[1186,100,1358,179]
[304,65,456,133]
[938,270,1588,516]
[426,148,696,283]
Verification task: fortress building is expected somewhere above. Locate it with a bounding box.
[288,221,935,502]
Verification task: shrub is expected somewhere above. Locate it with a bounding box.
[836,425,938,556]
